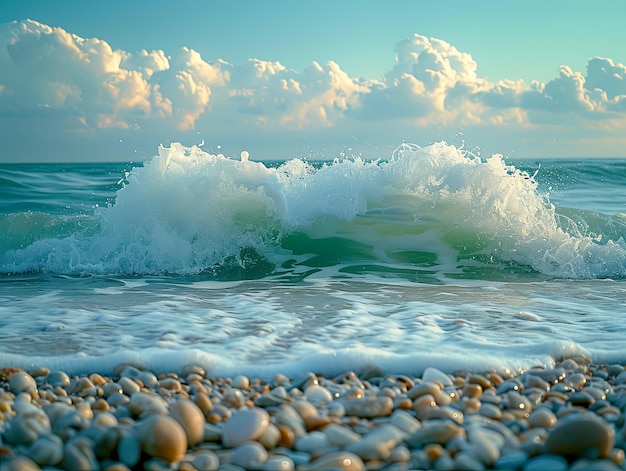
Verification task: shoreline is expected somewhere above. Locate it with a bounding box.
[0,356,625,470]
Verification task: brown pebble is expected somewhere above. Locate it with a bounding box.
[138,414,187,462]
[544,412,614,459]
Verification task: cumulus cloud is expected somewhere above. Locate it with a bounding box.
[3,18,626,152]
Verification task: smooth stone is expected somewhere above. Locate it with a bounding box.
[465,425,503,465]
[304,385,333,403]
[523,454,569,471]
[3,414,52,446]
[117,432,142,468]
[137,371,158,388]
[107,392,130,407]
[8,372,37,394]
[139,414,188,462]
[93,412,119,428]
[203,423,223,442]
[390,409,422,434]
[423,405,464,425]
[28,434,64,466]
[300,451,364,471]
[341,396,393,418]
[544,412,614,459]
[190,450,220,471]
[404,420,465,447]
[222,408,270,448]
[479,402,502,420]
[46,371,71,388]
[158,377,182,392]
[273,405,307,437]
[231,375,250,390]
[323,424,362,447]
[228,441,268,468]
[181,364,206,377]
[170,398,205,447]
[347,424,405,461]
[295,431,329,454]
[117,377,141,396]
[528,407,558,429]
[422,367,454,387]
[62,438,99,471]
[129,391,168,416]
[101,382,123,398]
[258,423,281,449]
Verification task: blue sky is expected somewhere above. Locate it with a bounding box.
[2,1,626,161]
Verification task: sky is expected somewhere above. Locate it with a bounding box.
[2,0,626,162]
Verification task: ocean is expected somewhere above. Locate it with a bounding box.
[1,142,625,379]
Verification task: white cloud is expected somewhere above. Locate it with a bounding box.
[3,20,626,160]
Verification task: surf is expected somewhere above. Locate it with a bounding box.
[1,142,625,279]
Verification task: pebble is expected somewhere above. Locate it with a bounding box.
[138,414,188,462]
[544,412,614,459]
[8,372,37,394]
[0,358,624,471]
[170,398,206,447]
[221,407,270,447]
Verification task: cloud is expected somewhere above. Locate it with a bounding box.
[3,19,626,160]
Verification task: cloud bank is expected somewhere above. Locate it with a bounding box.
[1,19,626,160]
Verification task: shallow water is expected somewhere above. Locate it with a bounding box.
[1,143,625,377]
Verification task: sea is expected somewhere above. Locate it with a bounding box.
[1,142,625,379]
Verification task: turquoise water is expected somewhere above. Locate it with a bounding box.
[0,142,625,377]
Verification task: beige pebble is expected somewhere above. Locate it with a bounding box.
[139,414,187,462]
[528,407,558,428]
[468,374,491,389]
[8,372,37,394]
[158,377,182,392]
[304,384,333,404]
[422,405,464,425]
[189,450,220,471]
[323,424,361,447]
[341,396,392,418]
[466,425,504,465]
[181,364,206,377]
[405,420,465,447]
[346,423,404,461]
[231,375,249,390]
[544,412,614,459]
[479,402,502,420]
[128,391,168,417]
[228,441,268,468]
[221,407,270,448]
[170,398,205,447]
[117,377,141,396]
[223,388,245,408]
[258,422,281,449]
[390,409,422,434]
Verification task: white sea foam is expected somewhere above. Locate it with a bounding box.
[2,141,625,278]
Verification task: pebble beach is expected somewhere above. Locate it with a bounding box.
[1,357,625,471]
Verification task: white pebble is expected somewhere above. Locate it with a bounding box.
[222,408,270,448]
